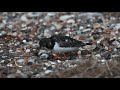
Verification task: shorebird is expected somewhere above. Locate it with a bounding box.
[39,35,87,60]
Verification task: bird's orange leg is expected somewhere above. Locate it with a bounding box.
[52,53,61,60]
[60,52,69,61]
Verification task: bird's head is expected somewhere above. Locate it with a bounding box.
[39,38,54,50]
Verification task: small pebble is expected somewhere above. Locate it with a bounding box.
[59,15,74,21]
[79,26,84,30]
[0,60,5,63]
[98,59,106,63]
[12,32,17,36]
[40,53,49,59]
[20,73,28,78]
[21,15,28,22]
[0,23,5,29]
[95,54,101,58]
[49,61,56,65]
[35,74,40,78]
[16,70,21,74]
[17,59,24,63]
[22,40,27,44]
[0,31,7,37]
[44,62,51,67]
[67,19,75,24]
[9,49,13,53]
[27,58,36,65]
[43,67,46,70]
[0,50,3,53]
[25,49,31,53]
[7,74,18,78]
[27,62,33,65]
[32,50,39,56]
[97,40,101,44]
[44,70,53,74]
[105,46,109,50]
[57,60,62,63]
[2,56,7,59]
[7,63,13,67]
[18,33,24,40]
[47,66,53,70]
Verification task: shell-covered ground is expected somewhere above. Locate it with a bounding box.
[0,12,120,78]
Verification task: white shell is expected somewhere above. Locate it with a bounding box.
[97,40,101,44]
[25,49,31,53]
[44,70,53,74]
[49,61,56,65]
[112,41,120,46]
[17,59,24,63]
[21,15,28,22]
[67,19,75,24]
[22,40,27,43]
[95,54,101,58]
[0,50,3,53]
[105,46,108,50]
[59,15,75,21]
[0,60,5,63]
[79,26,84,30]
[7,63,13,67]
[12,32,17,37]
[44,63,51,67]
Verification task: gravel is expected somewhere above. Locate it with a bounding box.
[0,12,120,78]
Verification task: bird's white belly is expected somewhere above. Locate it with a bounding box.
[53,42,78,53]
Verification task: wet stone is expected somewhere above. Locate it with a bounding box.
[0,31,7,37]
[46,66,53,70]
[40,53,49,59]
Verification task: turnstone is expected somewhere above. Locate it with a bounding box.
[39,35,86,60]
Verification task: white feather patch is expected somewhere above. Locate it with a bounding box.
[53,42,78,53]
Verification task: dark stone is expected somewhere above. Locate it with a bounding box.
[47,66,53,70]
[81,50,91,56]
[27,62,33,65]
[97,18,103,23]
[4,60,10,64]
[32,50,39,56]
[104,53,111,60]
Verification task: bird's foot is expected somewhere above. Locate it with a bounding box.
[52,53,69,61]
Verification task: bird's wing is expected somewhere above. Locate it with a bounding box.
[51,35,85,47]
